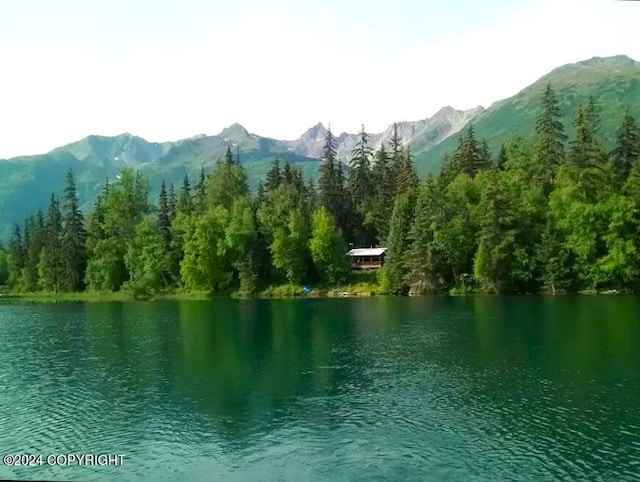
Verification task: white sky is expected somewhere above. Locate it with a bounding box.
[0,0,638,158]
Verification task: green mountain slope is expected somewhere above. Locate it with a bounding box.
[413,55,640,175]
[0,129,319,240]
[2,54,639,241]
[141,125,319,191]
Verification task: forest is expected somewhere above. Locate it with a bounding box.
[1,83,640,297]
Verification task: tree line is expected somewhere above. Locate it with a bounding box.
[2,85,640,296]
[1,138,416,297]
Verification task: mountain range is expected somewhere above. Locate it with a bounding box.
[1,54,639,240]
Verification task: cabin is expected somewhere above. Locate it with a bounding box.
[347,247,387,270]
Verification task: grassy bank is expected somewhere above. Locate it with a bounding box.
[258,271,383,298]
[0,272,385,303]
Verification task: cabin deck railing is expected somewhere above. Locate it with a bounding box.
[351,263,382,270]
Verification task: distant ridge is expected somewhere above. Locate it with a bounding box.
[0,54,639,239]
[414,54,640,173]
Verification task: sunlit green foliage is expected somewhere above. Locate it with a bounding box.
[6,85,640,296]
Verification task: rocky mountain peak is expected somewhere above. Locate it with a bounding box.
[300,122,327,141]
[218,123,250,140]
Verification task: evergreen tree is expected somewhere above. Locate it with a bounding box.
[134,170,151,217]
[22,211,45,291]
[38,194,64,292]
[265,158,282,192]
[206,159,249,210]
[7,224,25,290]
[397,145,419,193]
[480,139,491,166]
[380,191,416,294]
[225,144,234,166]
[255,180,266,206]
[537,215,574,293]
[389,122,404,194]
[405,177,448,294]
[349,124,373,208]
[158,180,172,247]
[437,173,480,288]
[496,143,508,170]
[569,104,605,169]
[569,106,590,169]
[349,124,374,245]
[371,143,394,242]
[177,173,194,215]
[0,246,8,286]
[585,96,602,143]
[168,183,177,222]
[60,170,87,291]
[194,166,207,214]
[86,192,106,257]
[533,83,566,189]
[569,104,609,200]
[282,162,293,186]
[612,107,640,181]
[453,125,486,177]
[86,168,149,291]
[438,153,457,188]
[473,170,517,293]
[318,127,352,241]
[318,129,338,210]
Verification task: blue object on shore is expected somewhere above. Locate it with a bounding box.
[303,285,312,293]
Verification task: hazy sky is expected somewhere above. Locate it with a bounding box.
[0,0,638,158]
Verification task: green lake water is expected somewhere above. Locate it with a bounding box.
[0,296,639,481]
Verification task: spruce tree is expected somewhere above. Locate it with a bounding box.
[168,183,177,222]
[225,145,234,166]
[318,127,353,240]
[255,180,266,206]
[265,159,282,192]
[60,170,87,291]
[389,122,404,194]
[206,159,249,210]
[158,180,172,247]
[380,191,416,294]
[569,104,608,199]
[371,143,394,241]
[533,83,566,189]
[282,162,293,186]
[349,124,373,208]
[397,145,419,193]
[571,98,606,169]
[39,194,64,292]
[195,166,207,214]
[7,224,25,290]
[318,128,338,211]
[453,125,486,177]
[86,193,106,257]
[496,144,508,170]
[405,177,447,294]
[569,106,591,169]
[22,211,45,291]
[473,170,516,293]
[177,173,193,215]
[349,124,374,245]
[612,107,640,181]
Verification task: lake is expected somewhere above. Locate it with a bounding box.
[0,296,639,481]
